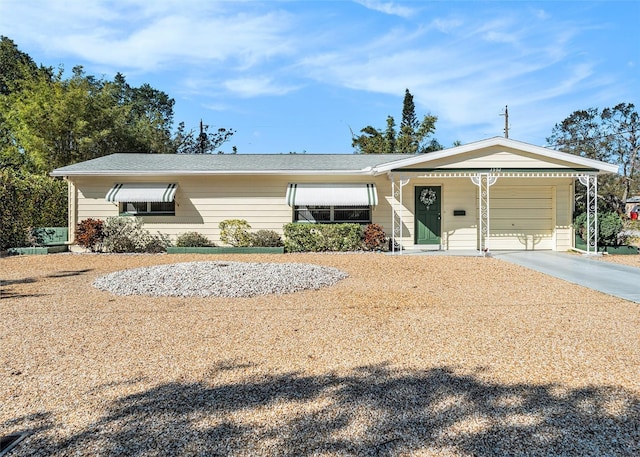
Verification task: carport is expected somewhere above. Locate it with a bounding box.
[376,138,618,254]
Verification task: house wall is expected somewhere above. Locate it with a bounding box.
[70,174,394,245]
[391,176,574,251]
[402,146,585,170]
[68,172,573,251]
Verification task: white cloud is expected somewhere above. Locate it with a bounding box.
[353,0,416,18]
[295,8,613,145]
[201,102,231,112]
[429,17,464,34]
[222,77,298,98]
[1,1,295,72]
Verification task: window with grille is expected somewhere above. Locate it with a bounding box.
[120,201,175,215]
[294,206,371,223]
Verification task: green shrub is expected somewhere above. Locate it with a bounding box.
[176,231,214,247]
[75,218,104,252]
[0,169,67,250]
[283,223,363,252]
[250,229,283,247]
[144,233,173,253]
[575,211,627,246]
[362,223,388,251]
[0,169,27,249]
[219,219,252,247]
[102,216,171,253]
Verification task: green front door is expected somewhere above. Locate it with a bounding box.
[415,186,441,245]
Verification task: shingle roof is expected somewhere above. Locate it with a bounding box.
[50,137,619,177]
[50,153,413,176]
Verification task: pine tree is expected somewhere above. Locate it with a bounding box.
[351,89,438,154]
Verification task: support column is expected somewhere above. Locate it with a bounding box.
[578,174,598,254]
[67,178,77,244]
[391,176,410,254]
[471,173,497,253]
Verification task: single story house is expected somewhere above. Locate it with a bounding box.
[51,137,618,252]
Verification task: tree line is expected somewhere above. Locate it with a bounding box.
[547,103,639,212]
[0,36,237,249]
[0,36,235,176]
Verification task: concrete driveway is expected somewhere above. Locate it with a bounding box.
[494,251,640,304]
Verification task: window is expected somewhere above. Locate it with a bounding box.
[294,205,371,224]
[120,201,175,216]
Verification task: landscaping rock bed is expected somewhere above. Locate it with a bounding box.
[93,261,347,297]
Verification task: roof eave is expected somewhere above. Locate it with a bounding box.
[50,169,375,177]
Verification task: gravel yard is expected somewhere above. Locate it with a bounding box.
[597,253,640,268]
[1,253,639,456]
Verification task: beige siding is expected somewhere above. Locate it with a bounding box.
[555,183,574,251]
[403,146,588,170]
[444,151,564,169]
[71,175,394,245]
[69,171,575,251]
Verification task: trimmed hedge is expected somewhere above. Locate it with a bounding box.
[0,169,67,250]
[283,223,363,252]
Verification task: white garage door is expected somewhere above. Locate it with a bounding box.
[487,186,554,250]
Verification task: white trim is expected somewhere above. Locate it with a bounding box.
[53,169,374,177]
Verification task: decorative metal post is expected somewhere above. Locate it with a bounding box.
[471,173,497,253]
[578,174,598,254]
[391,176,410,254]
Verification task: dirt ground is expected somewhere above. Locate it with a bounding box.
[1,253,639,456]
[596,252,640,267]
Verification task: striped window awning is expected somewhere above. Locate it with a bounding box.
[286,183,378,206]
[106,183,177,203]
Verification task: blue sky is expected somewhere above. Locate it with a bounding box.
[0,0,638,154]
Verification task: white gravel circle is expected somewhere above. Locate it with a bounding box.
[93,261,349,297]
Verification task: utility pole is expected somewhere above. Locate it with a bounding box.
[198,119,206,154]
[500,105,509,138]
